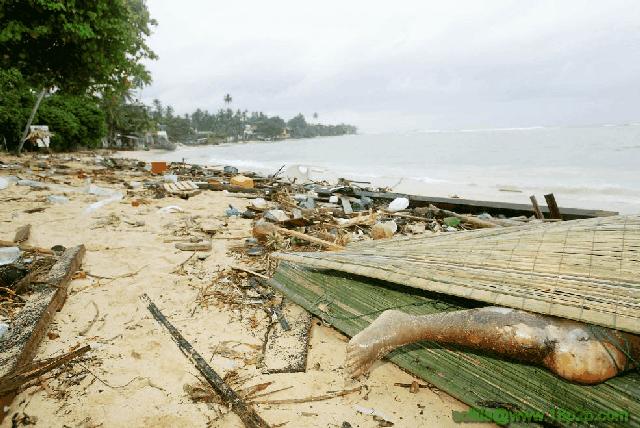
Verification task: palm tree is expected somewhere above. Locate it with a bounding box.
[224,93,232,106]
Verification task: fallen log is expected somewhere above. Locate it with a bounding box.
[142,294,270,428]
[427,205,500,229]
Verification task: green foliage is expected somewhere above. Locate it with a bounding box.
[0,0,157,91]
[100,87,153,144]
[287,113,357,138]
[255,116,286,138]
[37,93,106,150]
[0,68,33,146]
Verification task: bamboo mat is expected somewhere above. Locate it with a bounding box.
[274,215,640,334]
[270,262,640,428]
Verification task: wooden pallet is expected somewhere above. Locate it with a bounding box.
[163,181,201,198]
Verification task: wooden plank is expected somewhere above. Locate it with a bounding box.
[0,245,85,423]
[13,225,31,243]
[352,190,616,220]
[544,193,562,220]
[529,195,544,219]
[263,302,312,373]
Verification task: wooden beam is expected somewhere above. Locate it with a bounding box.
[142,294,270,428]
[0,245,85,423]
[0,240,53,255]
[529,195,544,219]
[351,190,616,220]
[544,193,562,220]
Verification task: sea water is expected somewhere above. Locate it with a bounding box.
[120,123,640,214]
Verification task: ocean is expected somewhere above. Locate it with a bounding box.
[121,124,640,214]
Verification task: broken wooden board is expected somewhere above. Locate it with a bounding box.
[263,301,312,374]
[163,180,201,198]
[0,245,85,423]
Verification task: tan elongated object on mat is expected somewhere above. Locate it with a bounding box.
[346,307,640,385]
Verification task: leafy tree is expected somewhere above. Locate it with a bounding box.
[0,0,157,151]
[0,68,33,148]
[255,116,285,138]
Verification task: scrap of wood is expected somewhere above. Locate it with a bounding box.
[142,294,271,428]
[251,386,361,405]
[529,195,544,219]
[544,193,562,220]
[274,226,343,251]
[340,197,353,215]
[230,265,270,280]
[0,239,53,255]
[428,205,500,228]
[0,245,85,423]
[0,345,90,395]
[334,212,377,228]
[13,224,31,243]
[175,241,212,251]
[263,302,312,374]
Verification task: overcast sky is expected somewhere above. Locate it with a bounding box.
[140,1,640,133]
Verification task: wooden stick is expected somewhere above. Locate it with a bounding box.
[251,386,361,405]
[13,224,32,243]
[428,205,500,229]
[529,195,544,219]
[142,294,270,428]
[230,265,270,280]
[544,193,562,220]
[275,226,344,251]
[0,345,90,395]
[0,239,53,255]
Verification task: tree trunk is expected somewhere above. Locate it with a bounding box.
[17,88,46,154]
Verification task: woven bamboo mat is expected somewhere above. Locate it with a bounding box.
[270,262,640,428]
[274,215,640,334]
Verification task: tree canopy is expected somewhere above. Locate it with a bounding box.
[0,0,157,91]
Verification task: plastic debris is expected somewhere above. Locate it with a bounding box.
[242,210,256,219]
[387,197,409,212]
[47,195,69,204]
[0,177,8,190]
[0,323,8,340]
[264,209,290,223]
[443,217,461,227]
[371,221,397,240]
[0,247,21,266]
[163,174,178,183]
[329,195,339,204]
[157,205,184,214]
[225,205,241,217]
[151,161,169,174]
[223,165,238,174]
[17,179,48,189]
[250,198,268,210]
[85,192,123,213]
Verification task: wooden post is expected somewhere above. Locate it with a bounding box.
[544,193,562,220]
[529,196,544,219]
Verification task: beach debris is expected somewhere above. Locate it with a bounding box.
[263,302,312,374]
[85,192,123,213]
[354,405,395,427]
[0,177,8,190]
[530,195,544,219]
[225,205,241,217]
[142,294,271,428]
[544,193,562,219]
[0,323,7,340]
[150,161,169,174]
[163,180,200,198]
[157,205,184,214]
[387,197,409,212]
[250,198,268,210]
[230,175,254,189]
[223,165,239,174]
[250,386,362,405]
[12,225,31,244]
[370,221,396,240]
[175,241,212,252]
[17,179,48,189]
[163,174,178,183]
[264,210,289,223]
[47,195,69,204]
[0,248,21,266]
[329,195,339,204]
[443,217,461,228]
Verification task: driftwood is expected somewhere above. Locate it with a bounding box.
[0,239,53,255]
[544,193,562,220]
[251,386,361,405]
[142,294,270,428]
[427,205,499,229]
[0,345,90,395]
[0,245,85,423]
[13,224,32,244]
[529,195,544,219]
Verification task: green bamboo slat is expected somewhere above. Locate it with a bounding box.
[269,262,640,428]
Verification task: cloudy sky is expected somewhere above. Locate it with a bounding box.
[140,1,640,133]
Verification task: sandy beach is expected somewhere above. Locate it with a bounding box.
[0,152,480,427]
